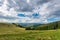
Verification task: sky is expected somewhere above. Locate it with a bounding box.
[0,0,60,23]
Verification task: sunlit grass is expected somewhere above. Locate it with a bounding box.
[0,27,60,40]
[0,23,60,40]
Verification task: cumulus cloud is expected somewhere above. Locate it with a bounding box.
[0,0,60,23]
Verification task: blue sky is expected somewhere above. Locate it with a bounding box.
[0,0,60,23]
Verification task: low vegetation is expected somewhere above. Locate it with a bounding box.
[26,21,60,30]
[0,21,60,40]
[0,28,60,40]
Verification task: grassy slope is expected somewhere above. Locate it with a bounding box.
[0,23,25,34]
[0,23,60,40]
[34,21,60,30]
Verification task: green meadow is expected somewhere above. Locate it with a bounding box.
[0,27,60,40]
[0,22,60,40]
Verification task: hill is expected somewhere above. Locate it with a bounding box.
[0,22,60,40]
[0,23,25,34]
[26,21,60,30]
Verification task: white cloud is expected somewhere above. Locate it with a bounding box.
[0,0,60,23]
[26,0,30,3]
[0,18,18,23]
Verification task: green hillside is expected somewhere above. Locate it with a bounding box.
[0,21,60,40]
[0,23,25,34]
[26,21,60,30]
[0,25,60,40]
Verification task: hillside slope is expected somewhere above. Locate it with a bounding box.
[0,23,60,40]
[36,21,60,30]
[0,23,25,34]
[26,21,60,30]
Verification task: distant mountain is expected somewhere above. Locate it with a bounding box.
[26,21,60,30]
[18,23,42,27]
[0,21,60,30]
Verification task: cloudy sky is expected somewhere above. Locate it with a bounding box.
[0,0,60,23]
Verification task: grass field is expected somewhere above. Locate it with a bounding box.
[0,26,60,40]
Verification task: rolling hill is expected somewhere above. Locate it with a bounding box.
[0,21,60,40]
[26,21,60,30]
[0,23,25,34]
